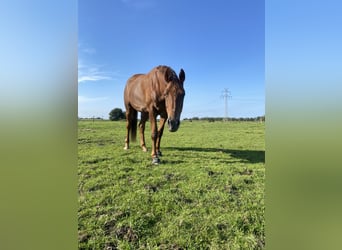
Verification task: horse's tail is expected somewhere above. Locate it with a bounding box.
[130,109,137,142]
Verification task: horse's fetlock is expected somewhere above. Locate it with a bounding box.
[151,157,160,165]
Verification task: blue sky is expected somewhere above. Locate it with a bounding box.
[78,0,264,119]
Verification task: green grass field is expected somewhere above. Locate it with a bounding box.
[78,120,265,249]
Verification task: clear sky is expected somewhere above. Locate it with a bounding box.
[78,0,264,119]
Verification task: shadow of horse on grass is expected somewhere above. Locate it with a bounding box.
[164,147,265,164]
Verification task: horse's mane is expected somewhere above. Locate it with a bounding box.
[154,65,178,82]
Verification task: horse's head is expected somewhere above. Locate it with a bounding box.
[163,68,185,132]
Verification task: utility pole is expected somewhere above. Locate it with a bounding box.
[221,88,232,121]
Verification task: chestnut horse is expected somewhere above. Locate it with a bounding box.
[123,65,185,164]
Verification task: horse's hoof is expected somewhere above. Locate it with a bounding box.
[142,146,148,152]
[157,151,162,157]
[124,146,129,150]
[152,157,160,165]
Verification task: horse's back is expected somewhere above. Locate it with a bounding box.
[124,73,143,97]
[124,73,151,111]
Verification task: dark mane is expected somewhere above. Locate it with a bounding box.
[155,65,181,84]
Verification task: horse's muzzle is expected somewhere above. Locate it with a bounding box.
[167,118,180,132]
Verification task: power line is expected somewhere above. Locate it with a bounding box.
[221,88,232,121]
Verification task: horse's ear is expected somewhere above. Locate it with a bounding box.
[179,69,185,84]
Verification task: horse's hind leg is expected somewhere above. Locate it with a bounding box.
[124,107,134,150]
[124,116,130,150]
[139,112,148,152]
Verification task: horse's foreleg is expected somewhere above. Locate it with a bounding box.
[139,112,148,152]
[149,113,159,164]
[124,117,130,150]
[156,117,166,157]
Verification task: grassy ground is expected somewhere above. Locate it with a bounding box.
[78,120,265,249]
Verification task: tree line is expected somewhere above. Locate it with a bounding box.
[183,116,265,122]
[105,108,265,122]
[78,108,265,122]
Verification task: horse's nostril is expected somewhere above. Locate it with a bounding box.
[167,119,180,131]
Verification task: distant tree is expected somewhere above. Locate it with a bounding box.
[109,108,125,121]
